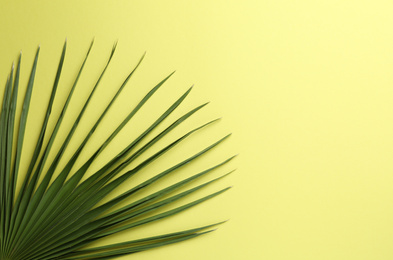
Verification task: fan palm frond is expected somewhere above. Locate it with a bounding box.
[0,40,234,260]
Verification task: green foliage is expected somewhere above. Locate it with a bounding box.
[0,40,233,259]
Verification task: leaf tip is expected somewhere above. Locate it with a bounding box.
[113,40,119,49]
[201,101,210,108]
[228,169,237,175]
[224,133,233,139]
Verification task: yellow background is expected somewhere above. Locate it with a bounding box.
[2,0,393,259]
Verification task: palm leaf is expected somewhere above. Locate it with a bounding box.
[0,40,234,260]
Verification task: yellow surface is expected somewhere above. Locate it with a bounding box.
[2,0,393,259]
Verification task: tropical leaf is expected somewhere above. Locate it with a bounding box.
[0,40,234,260]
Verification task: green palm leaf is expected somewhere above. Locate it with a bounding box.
[0,40,234,260]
